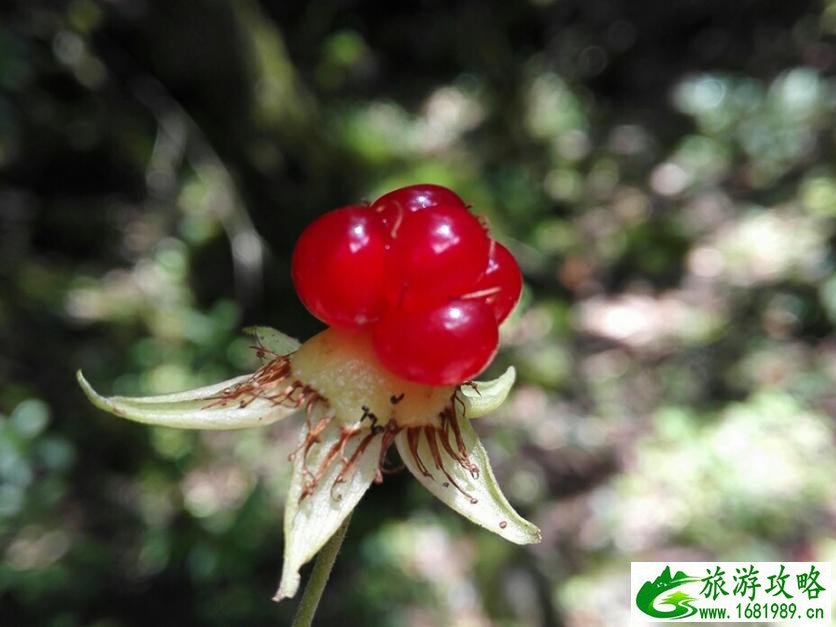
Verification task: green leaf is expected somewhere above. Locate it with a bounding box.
[395,411,540,545]
[460,366,516,419]
[274,413,382,601]
[77,370,300,430]
[244,326,301,356]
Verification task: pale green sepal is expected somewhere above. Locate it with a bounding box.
[460,366,516,419]
[274,416,382,601]
[77,370,299,430]
[395,412,540,545]
[244,326,301,356]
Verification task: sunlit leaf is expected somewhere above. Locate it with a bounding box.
[244,326,301,355]
[77,370,299,430]
[395,410,540,545]
[274,413,382,600]
[460,366,516,419]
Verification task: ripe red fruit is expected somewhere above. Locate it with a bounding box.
[372,184,467,236]
[291,205,389,329]
[372,299,499,385]
[291,185,511,386]
[387,205,490,308]
[468,242,522,323]
[372,183,466,214]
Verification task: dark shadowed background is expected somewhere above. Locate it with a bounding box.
[1,1,835,625]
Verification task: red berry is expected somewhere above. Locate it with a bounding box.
[372,184,467,236]
[468,242,522,322]
[372,183,466,214]
[373,299,499,385]
[388,205,490,308]
[291,205,389,329]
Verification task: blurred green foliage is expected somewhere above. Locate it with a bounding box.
[1,1,835,625]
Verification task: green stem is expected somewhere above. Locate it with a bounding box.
[291,512,352,627]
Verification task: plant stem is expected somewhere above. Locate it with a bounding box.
[291,513,352,627]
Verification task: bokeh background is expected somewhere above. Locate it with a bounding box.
[1,1,835,625]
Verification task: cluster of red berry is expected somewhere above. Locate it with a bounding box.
[291,184,522,386]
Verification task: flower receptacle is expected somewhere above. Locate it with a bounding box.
[290,327,455,429]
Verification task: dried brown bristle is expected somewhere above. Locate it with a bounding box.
[204,357,305,410]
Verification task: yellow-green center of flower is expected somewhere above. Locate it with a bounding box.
[289,327,455,429]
